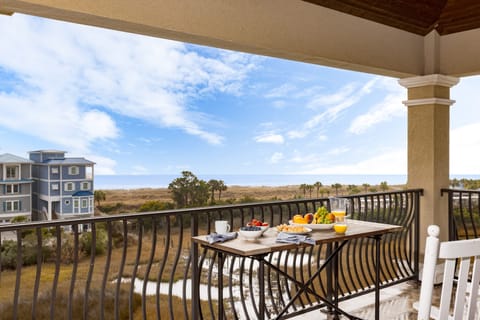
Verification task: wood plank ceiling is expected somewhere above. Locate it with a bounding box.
[303,0,480,35]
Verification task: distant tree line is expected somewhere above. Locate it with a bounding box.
[450,178,480,190]
[298,181,390,198]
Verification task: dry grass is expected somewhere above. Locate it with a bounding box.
[100,185,304,208]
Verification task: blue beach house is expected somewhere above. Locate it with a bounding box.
[0,153,33,224]
[29,150,95,224]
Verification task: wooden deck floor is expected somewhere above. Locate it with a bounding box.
[293,281,421,319]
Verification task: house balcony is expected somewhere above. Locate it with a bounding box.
[0,188,477,319]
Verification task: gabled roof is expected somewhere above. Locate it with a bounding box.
[29,150,66,153]
[43,157,95,165]
[0,153,33,164]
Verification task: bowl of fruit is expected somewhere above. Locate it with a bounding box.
[246,219,269,234]
[238,226,264,240]
[289,207,335,230]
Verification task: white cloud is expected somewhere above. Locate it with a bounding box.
[83,154,117,175]
[348,93,404,134]
[0,14,258,151]
[451,123,480,174]
[270,152,284,163]
[254,133,285,144]
[287,130,307,139]
[265,83,297,98]
[0,94,118,153]
[327,147,350,156]
[294,148,406,174]
[304,78,378,130]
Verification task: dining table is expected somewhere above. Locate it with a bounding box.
[191,219,402,320]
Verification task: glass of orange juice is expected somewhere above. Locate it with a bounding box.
[334,215,348,234]
[330,197,348,217]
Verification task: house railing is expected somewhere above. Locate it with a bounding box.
[441,188,480,241]
[0,189,422,319]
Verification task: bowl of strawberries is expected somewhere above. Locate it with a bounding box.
[246,218,269,234]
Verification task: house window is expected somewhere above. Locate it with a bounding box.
[51,167,59,174]
[89,198,93,208]
[65,200,70,205]
[81,198,88,208]
[73,199,79,209]
[6,166,18,179]
[52,184,59,191]
[64,182,75,191]
[5,200,20,212]
[6,184,19,194]
[68,166,79,175]
[81,182,90,190]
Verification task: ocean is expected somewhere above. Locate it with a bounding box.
[93,174,480,190]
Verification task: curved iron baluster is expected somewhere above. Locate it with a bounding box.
[100,221,113,320]
[68,224,79,319]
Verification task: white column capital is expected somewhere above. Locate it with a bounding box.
[398,74,460,89]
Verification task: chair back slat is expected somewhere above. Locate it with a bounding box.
[417,225,480,320]
[452,257,471,319]
[466,257,480,319]
[438,259,456,319]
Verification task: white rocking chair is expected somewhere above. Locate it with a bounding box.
[416,225,480,320]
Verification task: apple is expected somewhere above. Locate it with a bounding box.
[304,213,314,224]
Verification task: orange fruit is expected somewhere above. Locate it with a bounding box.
[293,215,307,224]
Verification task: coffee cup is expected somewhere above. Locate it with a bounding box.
[215,220,230,234]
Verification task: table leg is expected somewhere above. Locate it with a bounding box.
[333,241,340,320]
[257,257,265,320]
[218,251,224,320]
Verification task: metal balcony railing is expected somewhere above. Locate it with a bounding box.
[442,188,480,241]
[0,189,422,319]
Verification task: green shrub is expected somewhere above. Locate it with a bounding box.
[80,229,108,255]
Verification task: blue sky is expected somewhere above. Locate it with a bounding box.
[1,14,480,175]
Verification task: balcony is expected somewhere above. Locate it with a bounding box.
[1,188,477,319]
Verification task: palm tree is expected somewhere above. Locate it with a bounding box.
[94,190,106,206]
[362,183,370,192]
[314,181,323,198]
[306,184,314,198]
[379,181,389,191]
[217,180,227,200]
[331,183,342,196]
[299,184,308,198]
[208,179,219,203]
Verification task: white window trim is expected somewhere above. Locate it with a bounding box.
[52,183,59,191]
[5,200,19,212]
[68,166,79,175]
[64,182,75,192]
[6,165,19,180]
[81,198,88,208]
[81,182,91,190]
[73,199,79,209]
[51,167,59,174]
[6,184,19,194]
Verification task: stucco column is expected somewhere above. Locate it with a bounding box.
[399,74,459,249]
